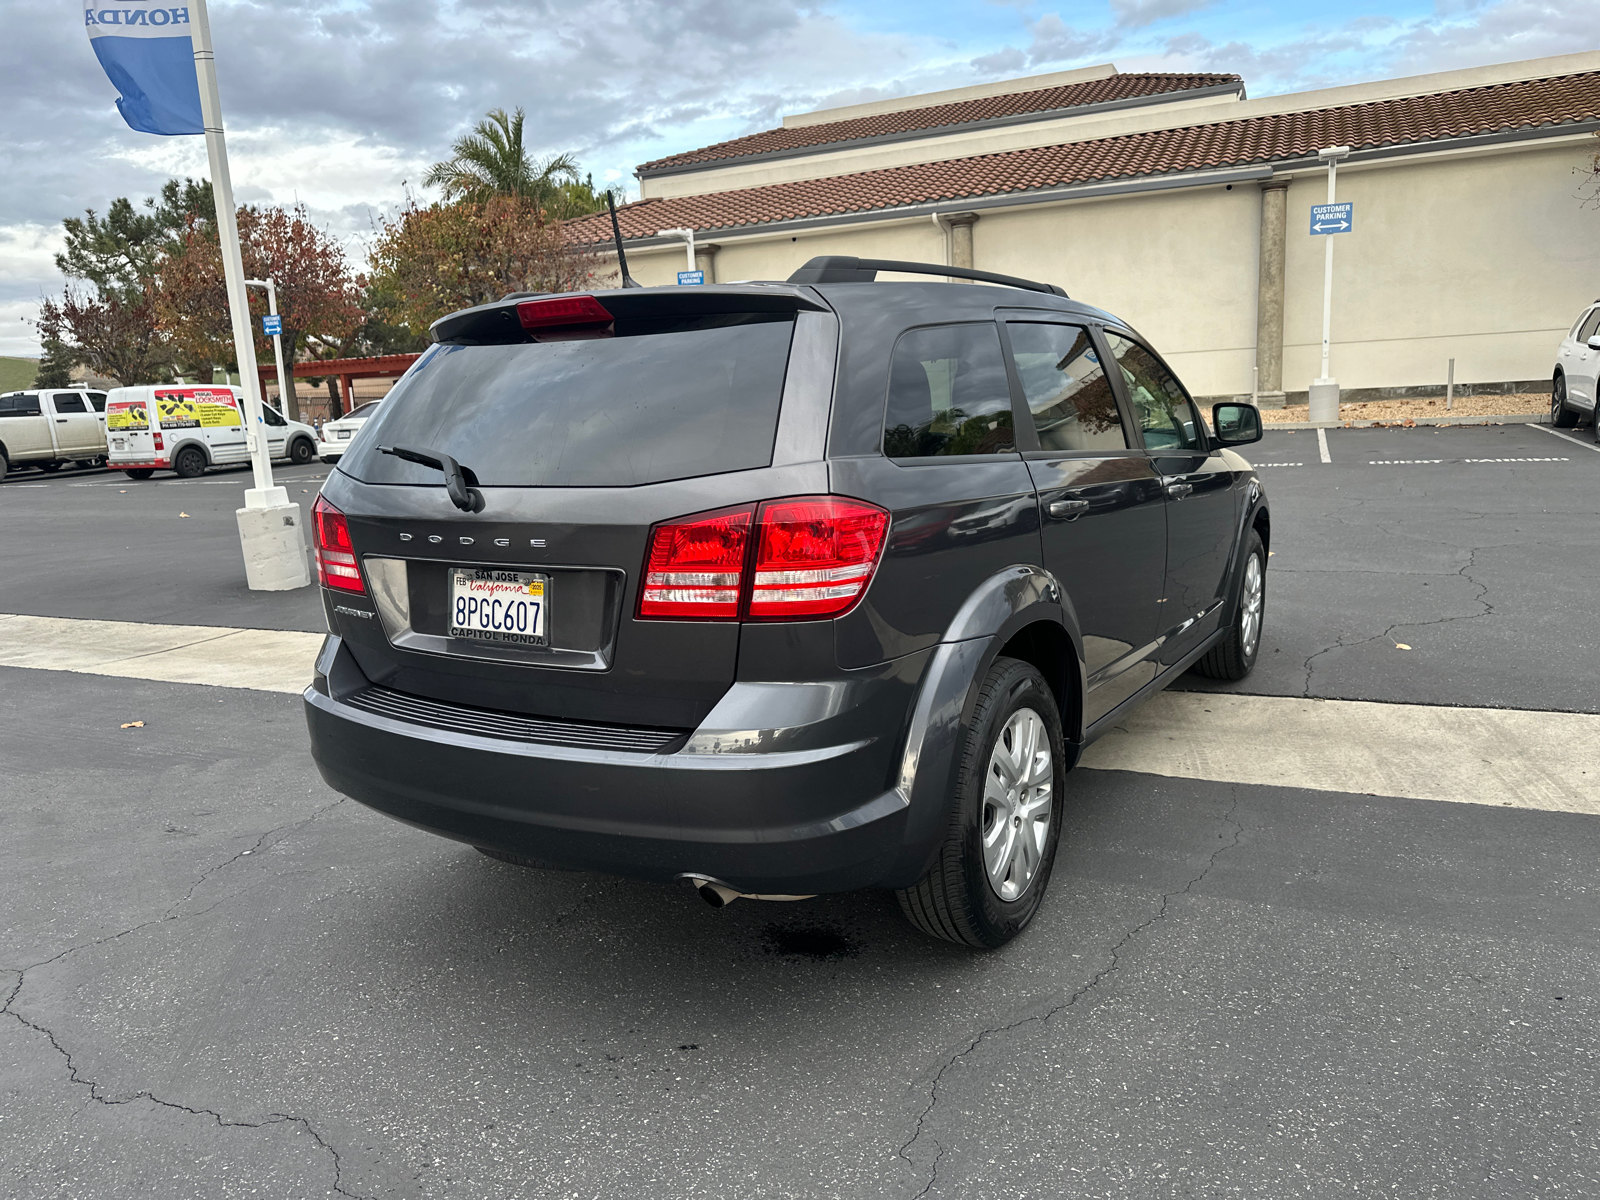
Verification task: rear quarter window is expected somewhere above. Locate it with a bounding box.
[345,313,796,488]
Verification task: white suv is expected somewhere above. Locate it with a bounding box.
[1553,300,1600,441]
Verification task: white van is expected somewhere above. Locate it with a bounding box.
[105,385,319,479]
[0,389,109,481]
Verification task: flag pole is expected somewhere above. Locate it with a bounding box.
[189,0,310,589]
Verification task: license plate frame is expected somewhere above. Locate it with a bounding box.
[448,569,549,647]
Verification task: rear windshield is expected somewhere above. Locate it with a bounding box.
[343,313,796,488]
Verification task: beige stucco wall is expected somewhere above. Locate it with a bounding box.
[617,136,1600,397]
[1280,140,1600,392]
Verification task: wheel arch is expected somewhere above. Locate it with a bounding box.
[881,564,1087,889]
[169,437,212,465]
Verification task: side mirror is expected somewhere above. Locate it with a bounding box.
[1587,335,1600,351]
[1211,402,1263,447]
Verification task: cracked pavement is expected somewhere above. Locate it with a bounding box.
[4,422,1599,1197]
[1181,424,1600,712]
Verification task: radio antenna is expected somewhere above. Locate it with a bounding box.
[607,191,641,288]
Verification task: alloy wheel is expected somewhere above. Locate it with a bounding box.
[981,707,1054,903]
[1240,552,1264,658]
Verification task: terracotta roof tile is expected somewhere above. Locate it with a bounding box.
[571,72,1600,246]
[637,73,1241,172]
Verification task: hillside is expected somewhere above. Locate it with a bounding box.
[0,357,40,392]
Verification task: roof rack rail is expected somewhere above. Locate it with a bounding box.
[786,256,1068,297]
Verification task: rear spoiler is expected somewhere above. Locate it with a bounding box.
[430,285,829,345]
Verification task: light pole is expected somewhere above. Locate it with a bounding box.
[245,278,293,423]
[658,227,697,277]
[192,0,309,590]
[1308,145,1350,423]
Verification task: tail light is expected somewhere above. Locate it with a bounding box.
[639,506,752,619]
[152,432,164,450]
[313,495,365,593]
[638,496,888,622]
[748,497,889,619]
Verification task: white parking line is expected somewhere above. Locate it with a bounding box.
[1,613,1596,818]
[1531,424,1600,453]
[1317,428,1331,463]
[1254,462,1304,467]
[1367,457,1568,465]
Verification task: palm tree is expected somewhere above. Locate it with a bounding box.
[425,108,596,216]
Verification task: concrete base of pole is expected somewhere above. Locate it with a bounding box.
[237,502,311,591]
[1308,379,1341,423]
[1254,390,1288,410]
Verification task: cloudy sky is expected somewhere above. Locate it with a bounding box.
[1,0,1589,355]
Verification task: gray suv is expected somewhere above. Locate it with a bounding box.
[304,257,1269,947]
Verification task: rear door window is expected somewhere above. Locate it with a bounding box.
[346,313,796,488]
[52,393,88,413]
[1006,323,1128,453]
[883,322,1015,458]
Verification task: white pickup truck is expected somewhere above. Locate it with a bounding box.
[0,389,109,481]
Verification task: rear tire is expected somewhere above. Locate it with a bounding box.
[1193,529,1266,681]
[173,446,207,478]
[289,437,315,465]
[474,846,575,871]
[1552,376,1578,428]
[0,451,8,483]
[895,657,1066,949]
[124,468,155,480]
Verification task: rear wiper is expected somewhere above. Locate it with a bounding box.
[379,444,485,513]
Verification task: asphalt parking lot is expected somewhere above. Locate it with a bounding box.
[3,424,1599,1198]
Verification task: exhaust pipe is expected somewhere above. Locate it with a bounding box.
[678,874,816,908]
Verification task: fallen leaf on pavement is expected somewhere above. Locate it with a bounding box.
[179,512,190,518]
[120,720,145,729]
[1394,642,1412,650]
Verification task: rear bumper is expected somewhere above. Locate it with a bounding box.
[304,636,933,894]
[316,442,345,459]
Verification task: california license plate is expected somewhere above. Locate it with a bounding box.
[448,570,548,645]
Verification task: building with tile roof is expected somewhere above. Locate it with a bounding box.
[570,54,1600,402]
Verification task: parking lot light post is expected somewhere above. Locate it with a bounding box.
[192,0,309,590]
[245,278,293,423]
[1309,145,1350,423]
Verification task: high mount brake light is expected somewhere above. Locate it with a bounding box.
[517,295,614,330]
[639,506,752,620]
[313,495,365,593]
[638,497,889,622]
[749,497,889,619]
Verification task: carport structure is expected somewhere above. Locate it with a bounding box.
[256,353,421,419]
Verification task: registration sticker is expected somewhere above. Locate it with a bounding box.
[449,570,548,646]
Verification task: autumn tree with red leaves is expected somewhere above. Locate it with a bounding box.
[366,195,609,335]
[154,203,365,420]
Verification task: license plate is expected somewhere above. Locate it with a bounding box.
[449,570,548,645]
[111,438,125,449]
[336,430,351,439]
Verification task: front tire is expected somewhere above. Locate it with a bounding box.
[1194,529,1266,681]
[172,446,207,478]
[896,657,1066,949]
[288,437,315,465]
[1552,376,1578,428]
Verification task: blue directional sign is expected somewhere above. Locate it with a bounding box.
[677,270,705,286]
[261,313,283,335]
[1310,202,1353,235]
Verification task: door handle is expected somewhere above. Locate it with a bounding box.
[1047,498,1091,520]
[55,418,67,423]
[1164,481,1193,500]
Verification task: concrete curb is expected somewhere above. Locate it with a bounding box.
[1264,413,1551,431]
